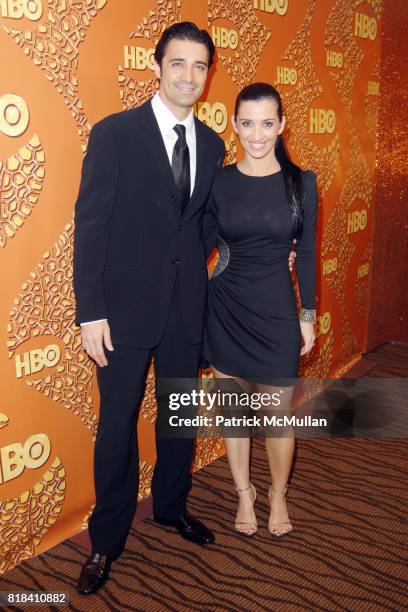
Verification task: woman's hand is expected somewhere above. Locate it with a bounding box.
[300,321,315,355]
[288,238,297,272]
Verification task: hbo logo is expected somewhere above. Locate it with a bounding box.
[197,102,228,134]
[15,343,61,378]
[310,109,336,134]
[316,312,331,339]
[347,210,368,234]
[0,0,43,20]
[367,81,379,95]
[211,26,238,50]
[0,433,51,484]
[0,93,29,137]
[355,12,377,40]
[276,66,297,85]
[357,263,369,279]
[326,50,343,68]
[323,258,338,275]
[254,0,288,16]
[124,46,155,71]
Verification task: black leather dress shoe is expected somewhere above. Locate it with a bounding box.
[153,512,215,545]
[76,552,112,595]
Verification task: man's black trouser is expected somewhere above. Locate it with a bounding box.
[88,273,201,557]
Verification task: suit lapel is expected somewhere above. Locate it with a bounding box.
[189,116,206,204]
[133,101,212,221]
[182,117,208,219]
[134,100,176,195]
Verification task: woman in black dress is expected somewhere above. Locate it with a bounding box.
[202,83,318,537]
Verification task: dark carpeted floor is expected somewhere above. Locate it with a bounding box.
[0,341,407,611]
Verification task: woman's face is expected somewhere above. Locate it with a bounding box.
[232,98,286,161]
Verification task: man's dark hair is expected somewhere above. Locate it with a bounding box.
[154,21,215,68]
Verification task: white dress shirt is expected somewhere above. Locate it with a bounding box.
[151,92,196,195]
[81,93,197,327]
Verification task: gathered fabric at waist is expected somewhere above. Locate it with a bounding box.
[212,235,293,281]
[209,236,299,319]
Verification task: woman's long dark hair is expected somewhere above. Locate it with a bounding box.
[234,83,304,239]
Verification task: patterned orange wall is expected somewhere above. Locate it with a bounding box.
[366,0,408,349]
[0,0,382,572]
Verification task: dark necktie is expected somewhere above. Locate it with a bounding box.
[172,124,191,215]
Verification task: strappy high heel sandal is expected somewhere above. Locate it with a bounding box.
[268,485,293,537]
[234,483,257,537]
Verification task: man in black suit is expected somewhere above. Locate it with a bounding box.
[73,22,225,595]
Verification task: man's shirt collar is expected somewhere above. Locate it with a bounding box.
[151,92,195,138]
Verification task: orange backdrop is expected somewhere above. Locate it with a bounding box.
[366,0,408,348]
[0,0,382,572]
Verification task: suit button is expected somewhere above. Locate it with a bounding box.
[171,194,178,201]
[178,224,183,231]
[172,257,181,264]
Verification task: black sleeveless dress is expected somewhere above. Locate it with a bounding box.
[202,164,318,383]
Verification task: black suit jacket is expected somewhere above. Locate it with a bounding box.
[73,99,225,347]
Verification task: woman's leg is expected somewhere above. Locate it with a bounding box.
[255,382,295,535]
[211,365,256,535]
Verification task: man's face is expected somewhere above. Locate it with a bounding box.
[154,38,209,117]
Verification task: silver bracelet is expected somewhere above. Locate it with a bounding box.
[300,308,316,323]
